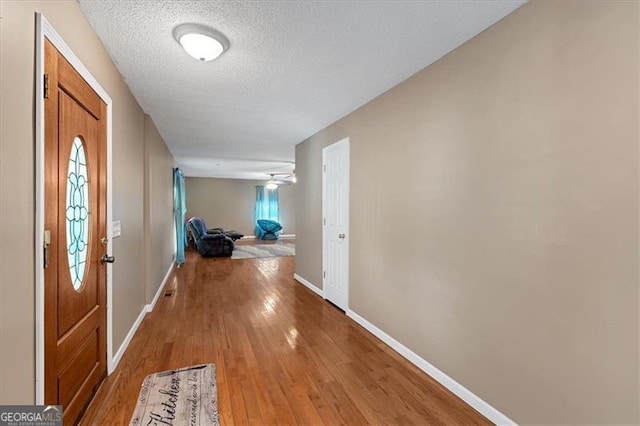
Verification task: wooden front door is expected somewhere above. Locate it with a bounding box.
[44,39,108,425]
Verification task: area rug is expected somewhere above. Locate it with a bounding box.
[129,364,219,426]
[232,242,295,259]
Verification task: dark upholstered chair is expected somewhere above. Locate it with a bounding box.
[187,217,234,257]
[256,219,283,240]
[207,227,244,241]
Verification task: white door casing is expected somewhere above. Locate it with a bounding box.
[35,13,114,404]
[322,138,350,311]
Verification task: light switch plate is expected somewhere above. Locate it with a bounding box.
[112,220,122,238]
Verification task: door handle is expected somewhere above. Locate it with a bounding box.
[338,233,346,239]
[101,255,115,264]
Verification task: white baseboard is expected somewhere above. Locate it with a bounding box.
[346,309,516,426]
[146,261,175,313]
[111,261,175,372]
[111,307,146,371]
[293,273,323,297]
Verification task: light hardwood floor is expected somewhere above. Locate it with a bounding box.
[80,250,490,425]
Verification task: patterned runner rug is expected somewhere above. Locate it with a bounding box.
[232,242,295,259]
[129,364,219,426]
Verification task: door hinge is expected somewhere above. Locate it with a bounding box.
[323,271,326,279]
[323,164,326,172]
[43,230,51,269]
[323,217,326,225]
[43,74,50,99]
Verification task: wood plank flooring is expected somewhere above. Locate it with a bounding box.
[80,250,490,425]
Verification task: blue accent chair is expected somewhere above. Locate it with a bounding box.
[188,217,234,257]
[256,219,283,240]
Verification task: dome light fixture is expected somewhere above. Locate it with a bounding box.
[173,23,229,62]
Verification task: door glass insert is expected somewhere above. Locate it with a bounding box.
[66,137,90,290]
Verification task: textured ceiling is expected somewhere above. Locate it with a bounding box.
[78,1,525,179]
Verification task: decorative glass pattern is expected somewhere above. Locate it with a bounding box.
[66,137,90,290]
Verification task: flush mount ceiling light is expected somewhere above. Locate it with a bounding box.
[173,23,229,62]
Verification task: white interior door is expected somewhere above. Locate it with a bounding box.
[323,138,350,311]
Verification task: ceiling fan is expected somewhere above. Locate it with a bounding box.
[265,171,296,189]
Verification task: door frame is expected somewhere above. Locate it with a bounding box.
[35,13,114,404]
[322,137,350,310]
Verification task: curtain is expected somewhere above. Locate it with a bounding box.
[255,185,279,237]
[266,188,279,220]
[173,168,187,265]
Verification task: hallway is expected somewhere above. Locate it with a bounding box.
[81,253,489,425]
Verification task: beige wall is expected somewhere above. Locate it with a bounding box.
[144,116,176,302]
[295,1,639,424]
[0,1,174,403]
[295,142,323,286]
[277,181,296,236]
[185,177,296,236]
